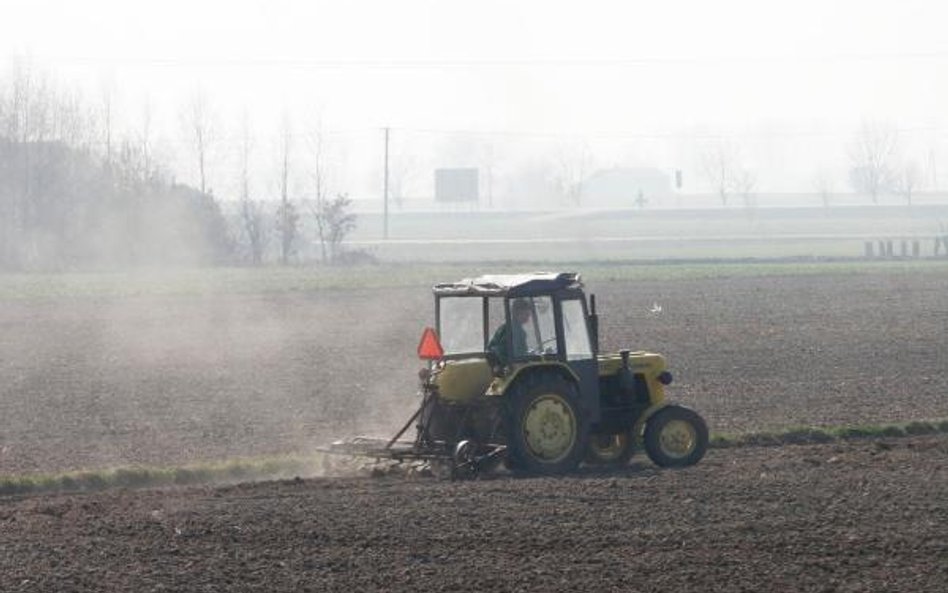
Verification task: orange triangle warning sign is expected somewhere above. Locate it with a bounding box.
[417,327,444,360]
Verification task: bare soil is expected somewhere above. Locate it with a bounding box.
[2,435,947,592]
[2,267,947,591]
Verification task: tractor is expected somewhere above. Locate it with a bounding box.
[326,271,708,476]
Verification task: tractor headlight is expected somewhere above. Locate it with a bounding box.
[657,371,673,385]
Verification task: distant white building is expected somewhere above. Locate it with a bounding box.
[579,167,672,207]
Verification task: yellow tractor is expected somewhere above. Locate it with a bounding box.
[328,272,708,477]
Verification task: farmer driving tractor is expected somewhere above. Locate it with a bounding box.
[487,298,532,365]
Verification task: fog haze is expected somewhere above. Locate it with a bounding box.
[2,0,946,203]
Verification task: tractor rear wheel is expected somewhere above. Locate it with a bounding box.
[644,405,708,468]
[506,374,588,474]
[585,431,634,466]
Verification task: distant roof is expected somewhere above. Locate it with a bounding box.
[584,166,670,182]
[433,272,582,297]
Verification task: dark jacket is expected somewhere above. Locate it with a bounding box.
[487,322,527,365]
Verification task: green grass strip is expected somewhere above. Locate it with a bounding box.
[709,419,948,449]
[2,418,947,497]
[0,452,328,497]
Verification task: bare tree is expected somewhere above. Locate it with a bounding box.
[314,193,357,263]
[2,56,55,266]
[275,113,299,265]
[54,86,92,151]
[307,126,330,262]
[552,142,592,206]
[0,77,12,266]
[701,142,739,206]
[732,168,757,209]
[181,88,215,194]
[937,221,948,257]
[388,151,419,210]
[99,75,115,166]
[241,200,270,265]
[892,161,921,206]
[137,96,153,179]
[848,121,898,204]
[812,167,835,208]
[1,57,30,265]
[237,112,268,265]
[6,54,35,142]
[0,56,94,267]
[114,137,142,190]
[481,142,496,208]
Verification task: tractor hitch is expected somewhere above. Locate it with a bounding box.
[450,440,507,480]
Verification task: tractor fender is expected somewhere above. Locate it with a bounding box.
[631,402,669,443]
[485,361,580,398]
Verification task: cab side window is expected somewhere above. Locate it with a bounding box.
[561,299,593,360]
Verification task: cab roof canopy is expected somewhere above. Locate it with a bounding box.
[433,272,582,298]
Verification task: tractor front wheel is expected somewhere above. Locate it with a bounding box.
[506,375,588,474]
[644,405,708,468]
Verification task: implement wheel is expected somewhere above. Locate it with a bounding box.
[506,374,588,474]
[586,431,633,466]
[644,405,708,468]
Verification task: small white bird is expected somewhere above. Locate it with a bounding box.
[649,302,663,314]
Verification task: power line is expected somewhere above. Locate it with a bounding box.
[37,51,948,69]
[27,121,948,158]
[387,124,948,141]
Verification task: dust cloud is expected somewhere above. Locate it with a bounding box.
[0,271,434,476]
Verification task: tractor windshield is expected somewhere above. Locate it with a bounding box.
[522,296,557,355]
[484,295,559,361]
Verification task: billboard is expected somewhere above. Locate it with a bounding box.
[435,168,479,202]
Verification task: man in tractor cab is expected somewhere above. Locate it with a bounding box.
[487,298,532,365]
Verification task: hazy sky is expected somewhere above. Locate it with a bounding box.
[4,0,945,128]
[2,0,947,199]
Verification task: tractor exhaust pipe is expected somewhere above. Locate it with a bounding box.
[589,293,599,354]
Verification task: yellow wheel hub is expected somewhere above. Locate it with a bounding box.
[589,433,628,461]
[522,393,577,463]
[659,419,697,459]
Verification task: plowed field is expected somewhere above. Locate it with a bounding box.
[1,266,947,592]
[2,436,947,592]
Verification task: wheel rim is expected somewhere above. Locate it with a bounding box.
[659,419,697,459]
[522,393,577,464]
[589,433,628,461]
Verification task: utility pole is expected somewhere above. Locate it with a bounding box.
[383,127,390,240]
[929,147,938,190]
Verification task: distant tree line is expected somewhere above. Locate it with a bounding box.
[697,121,931,210]
[0,59,232,270]
[0,137,236,269]
[0,57,359,271]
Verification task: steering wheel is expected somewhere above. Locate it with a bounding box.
[529,337,557,355]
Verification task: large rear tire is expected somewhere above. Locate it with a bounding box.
[506,374,588,474]
[644,405,708,468]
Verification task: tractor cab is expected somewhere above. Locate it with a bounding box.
[430,272,600,417]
